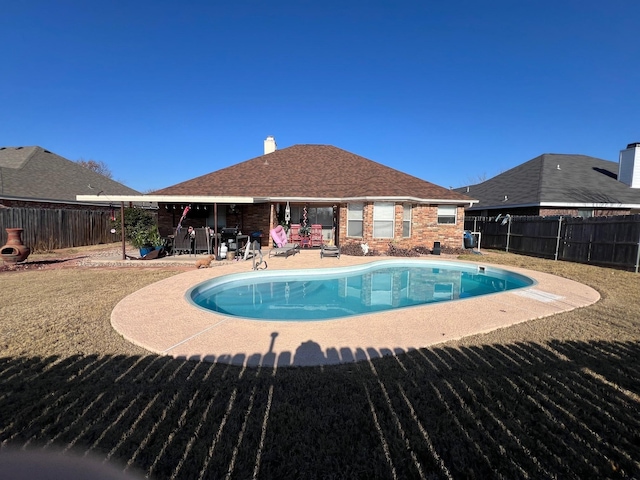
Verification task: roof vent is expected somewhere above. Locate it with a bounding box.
[264,136,277,155]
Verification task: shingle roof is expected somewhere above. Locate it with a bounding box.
[153,144,474,203]
[457,153,640,210]
[0,146,140,202]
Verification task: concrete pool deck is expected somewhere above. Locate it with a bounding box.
[106,249,600,367]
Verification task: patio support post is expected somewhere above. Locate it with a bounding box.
[120,201,126,260]
[214,203,218,259]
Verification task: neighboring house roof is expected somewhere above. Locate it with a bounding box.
[0,146,140,204]
[456,153,640,211]
[153,144,475,204]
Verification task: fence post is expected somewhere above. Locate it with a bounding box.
[505,215,512,253]
[554,216,563,261]
[635,229,640,273]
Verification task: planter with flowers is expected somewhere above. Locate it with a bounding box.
[131,225,163,257]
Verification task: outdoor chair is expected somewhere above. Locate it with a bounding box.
[310,224,323,247]
[172,229,194,256]
[194,227,210,255]
[289,224,301,245]
[320,244,340,259]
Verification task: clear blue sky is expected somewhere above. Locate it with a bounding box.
[2,1,639,193]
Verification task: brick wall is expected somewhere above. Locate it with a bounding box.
[156,201,466,250]
[539,207,632,217]
[338,202,465,251]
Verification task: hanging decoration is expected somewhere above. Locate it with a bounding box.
[302,204,308,227]
[285,202,291,223]
[176,204,191,233]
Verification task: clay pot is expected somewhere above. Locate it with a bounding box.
[1,228,31,264]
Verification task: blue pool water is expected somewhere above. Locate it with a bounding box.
[188,260,535,321]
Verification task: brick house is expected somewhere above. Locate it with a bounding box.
[456,143,640,218]
[0,146,141,210]
[80,138,477,250]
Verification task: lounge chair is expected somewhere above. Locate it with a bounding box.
[320,243,340,259]
[269,225,299,258]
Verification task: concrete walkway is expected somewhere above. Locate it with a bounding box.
[103,249,600,368]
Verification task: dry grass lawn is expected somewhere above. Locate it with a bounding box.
[1,248,639,479]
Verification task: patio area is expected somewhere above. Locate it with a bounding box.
[103,249,600,367]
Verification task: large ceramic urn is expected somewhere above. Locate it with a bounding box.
[1,228,31,264]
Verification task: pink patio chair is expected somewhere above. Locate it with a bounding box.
[310,224,323,247]
[269,225,299,258]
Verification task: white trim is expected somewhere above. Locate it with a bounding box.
[77,194,477,207]
[76,195,258,203]
[1,194,151,207]
[469,201,640,210]
[538,201,640,208]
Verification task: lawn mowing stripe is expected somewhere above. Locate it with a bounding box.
[397,385,454,480]
[195,387,238,480]
[516,374,607,473]
[252,384,274,480]
[167,392,217,479]
[364,359,429,479]
[222,385,258,480]
[104,391,162,463]
[83,392,143,457]
[362,382,398,479]
[23,395,82,449]
[444,379,536,478]
[62,395,122,453]
[0,389,74,446]
[43,392,106,449]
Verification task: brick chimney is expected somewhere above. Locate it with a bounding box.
[619,142,640,188]
[264,136,277,155]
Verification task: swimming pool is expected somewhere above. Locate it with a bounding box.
[188,260,535,321]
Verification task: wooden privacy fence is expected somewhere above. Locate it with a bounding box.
[465,214,640,272]
[0,207,120,251]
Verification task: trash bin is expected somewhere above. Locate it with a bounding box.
[251,231,262,250]
[463,230,477,249]
[432,241,441,255]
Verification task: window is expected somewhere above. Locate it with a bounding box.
[347,203,363,237]
[373,202,394,238]
[402,204,412,237]
[577,208,593,218]
[290,206,334,227]
[437,205,457,224]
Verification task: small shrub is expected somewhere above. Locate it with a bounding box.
[387,243,419,257]
[111,207,155,244]
[340,242,380,256]
[441,246,468,255]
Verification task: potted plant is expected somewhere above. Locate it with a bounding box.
[299,225,311,237]
[131,225,163,256]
